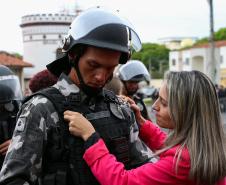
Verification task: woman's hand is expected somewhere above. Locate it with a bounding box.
[118,95,146,126]
[64,110,95,141]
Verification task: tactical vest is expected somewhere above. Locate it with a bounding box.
[26,87,146,185]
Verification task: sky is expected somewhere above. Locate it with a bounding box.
[0,0,226,55]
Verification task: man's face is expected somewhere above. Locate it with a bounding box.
[124,81,139,96]
[77,46,120,88]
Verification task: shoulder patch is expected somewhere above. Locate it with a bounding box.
[109,103,125,119]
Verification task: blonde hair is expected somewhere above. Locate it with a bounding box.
[163,71,226,185]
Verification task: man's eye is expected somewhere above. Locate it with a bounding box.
[89,63,95,67]
[89,63,99,68]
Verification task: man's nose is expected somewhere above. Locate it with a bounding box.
[95,70,107,82]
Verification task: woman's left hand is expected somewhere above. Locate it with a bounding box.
[64,110,95,141]
[118,95,146,126]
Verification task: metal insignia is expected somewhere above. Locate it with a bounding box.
[109,103,125,119]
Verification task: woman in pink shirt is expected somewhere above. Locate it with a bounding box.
[64,70,226,185]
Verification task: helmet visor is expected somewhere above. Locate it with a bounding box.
[0,75,22,103]
[119,60,150,81]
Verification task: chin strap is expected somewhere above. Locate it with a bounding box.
[69,55,115,96]
[70,57,103,97]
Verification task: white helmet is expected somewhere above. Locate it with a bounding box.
[47,7,142,77]
[118,60,150,82]
[63,7,142,53]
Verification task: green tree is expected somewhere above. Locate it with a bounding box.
[195,27,226,45]
[12,52,23,59]
[131,43,169,79]
[215,27,226,40]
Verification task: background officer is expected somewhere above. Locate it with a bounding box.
[0,65,22,169]
[118,60,151,119]
[0,7,153,185]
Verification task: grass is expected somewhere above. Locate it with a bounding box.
[143,98,153,106]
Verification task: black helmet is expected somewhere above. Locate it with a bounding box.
[47,7,142,77]
[0,65,22,104]
[0,65,22,118]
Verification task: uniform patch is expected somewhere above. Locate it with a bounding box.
[110,103,125,119]
[15,118,25,132]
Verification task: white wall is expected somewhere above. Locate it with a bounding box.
[21,13,76,79]
[23,39,62,78]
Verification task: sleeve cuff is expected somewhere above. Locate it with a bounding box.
[84,132,100,150]
[83,139,109,166]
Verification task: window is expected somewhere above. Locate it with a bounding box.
[220,55,223,64]
[172,59,176,66]
[185,58,190,65]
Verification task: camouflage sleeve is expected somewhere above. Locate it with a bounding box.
[0,95,58,185]
[126,104,157,167]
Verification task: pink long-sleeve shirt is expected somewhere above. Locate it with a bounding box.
[83,120,226,185]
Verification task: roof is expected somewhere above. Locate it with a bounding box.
[193,40,226,49]
[0,51,33,68]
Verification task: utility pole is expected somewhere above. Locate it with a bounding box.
[207,0,216,83]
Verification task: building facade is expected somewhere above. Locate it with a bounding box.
[20,13,76,89]
[158,37,198,50]
[169,41,226,86]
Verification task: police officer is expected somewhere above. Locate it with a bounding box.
[118,60,151,119]
[0,65,22,169]
[0,7,153,185]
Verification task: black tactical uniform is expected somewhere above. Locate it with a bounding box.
[0,65,22,169]
[0,117,17,168]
